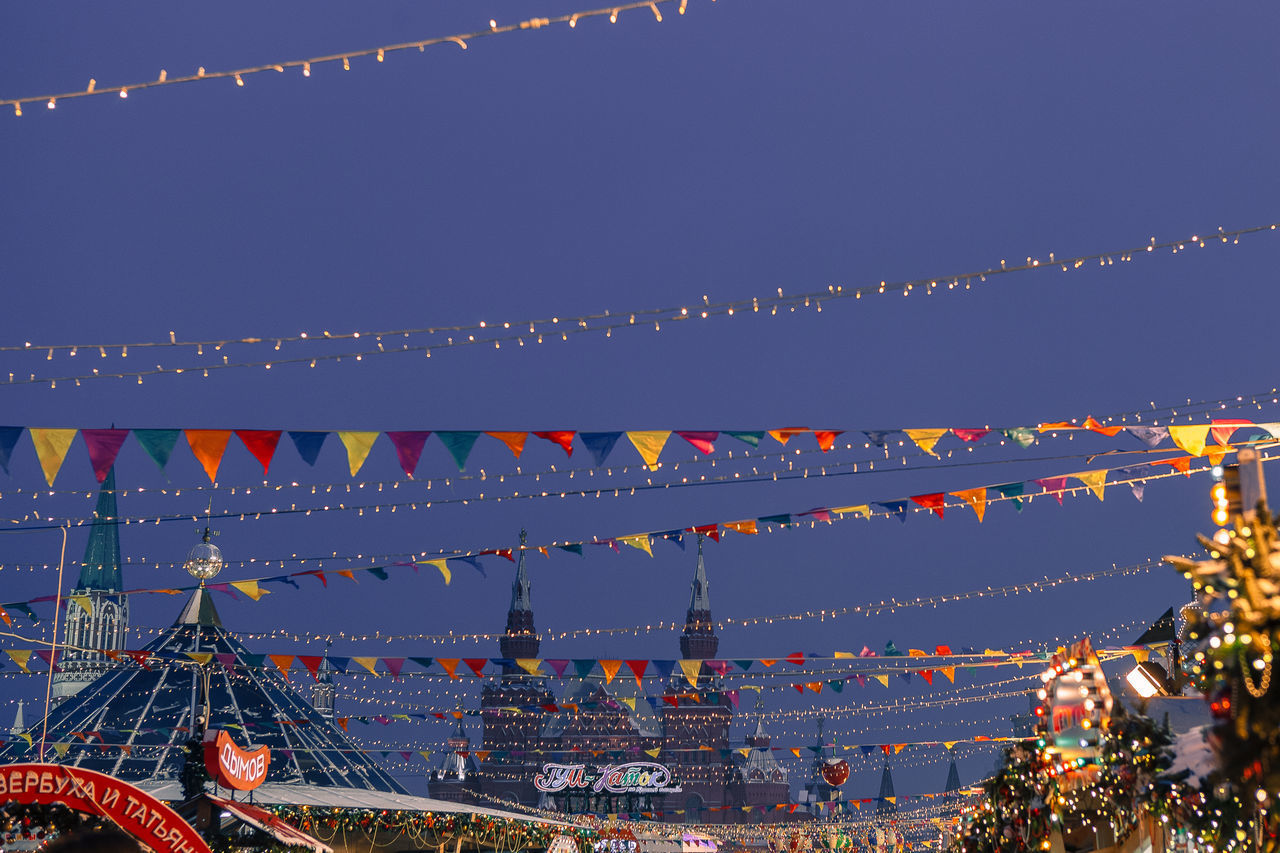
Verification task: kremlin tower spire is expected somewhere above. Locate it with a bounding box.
[679,533,719,660]
[51,469,130,705]
[499,530,539,665]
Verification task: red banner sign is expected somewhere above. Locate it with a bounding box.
[203,729,270,791]
[0,763,210,853]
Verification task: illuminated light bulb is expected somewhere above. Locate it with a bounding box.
[47,99,55,109]
[377,49,385,62]
[235,74,244,86]
[303,62,311,76]
[569,15,578,27]
[650,2,662,20]
[119,89,128,99]
[490,19,498,29]
[610,9,619,22]
[343,57,351,70]
[13,103,21,116]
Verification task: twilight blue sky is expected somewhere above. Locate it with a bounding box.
[2,1,1279,801]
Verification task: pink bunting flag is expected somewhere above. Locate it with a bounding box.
[384,657,406,681]
[546,659,570,678]
[800,507,832,523]
[910,493,946,518]
[386,431,431,478]
[80,429,129,482]
[1035,477,1068,505]
[235,430,282,476]
[676,431,719,455]
[951,428,990,443]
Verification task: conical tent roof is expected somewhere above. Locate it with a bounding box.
[1,588,405,795]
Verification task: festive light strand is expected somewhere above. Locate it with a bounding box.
[2,226,1274,387]
[1,0,700,117]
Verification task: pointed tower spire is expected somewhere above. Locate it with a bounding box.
[877,761,897,814]
[944,757,961,794]
[500,531,539,664]
[78,468,122,591]
[746,692,770,748]
[9,701,24,736]
[679,533,718,660]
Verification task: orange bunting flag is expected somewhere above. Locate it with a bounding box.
[1152,456,1192,476]
[29,428,78,486]
[438,659,461,679]
[723,520,758,535]
[1071,470,1107,501]
[486,432,528,458]
[910,493,946,518]
[229,580,269,601]
[627,431,671,469]
[1037,422,1074,433]
[336,569,357,582]
[894,744,907,754]
[600,660,623,685]
[1082,416,1122,437]
[1206,447,1228,467]
[940,666,956,683]
[269,655,295,680]
[904,428,947,457]
[185,430,233,483]
[791,748,803,758]
[805,682,823,694]
[0,607,10,628]
[768,428,809,446]
[337,431,379,476]
[948,488,986,522]
[1168,425,1209,458]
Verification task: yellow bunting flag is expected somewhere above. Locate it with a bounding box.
[1168,425,1209,457]
[679,659,702,686]
[186,652,213,666]
[626,431,671,470]
[419,750,432,761]
[516,659,542,676]
[948,488,987,522]
[70,595,92,615]
[833,651,855,659]
[894,744,906,754]
[185,430,232,483]
[738,748,753,759]
[644,748,661,758]
[884,797,897,805]
[337,431,379,476]
[618,535,653,557]
[1071,470,1107,501]
[29,428,78,486]
[352,657,380,676]
[832,504,871,519]
[438,659,461,679]
[422,559,451,585]
[230,580,269,601]
[943,741,958,751]
[600,660,623,685]
[904,428,948,458]
[723,520,758,535]
[873,674,889,687]
[486,432,528,458]
[1131,649,1149,663]
[52,743,70,757]
[6,650,33,672]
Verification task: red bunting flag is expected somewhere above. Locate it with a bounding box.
[951,428,990,443]
[1151,456,1192,476]
[235,430,282,476]
[533,431,575,457]
[1082,417,1122,437]
[910,493,946,518]
[463,658,488,677]
[688,524,720,542]
[626,660,649,687]
[812,430,844,452]
[299,656,323,681]
[676,431,718,455]
[785,652,805,666]
[1210,418,1252,447]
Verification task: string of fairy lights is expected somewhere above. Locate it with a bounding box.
[0,224,1273,387]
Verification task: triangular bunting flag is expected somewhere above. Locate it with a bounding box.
[70,595,92,615]
[288,431,329,466]
[546,659,571,678]
[185,429,232,483]
[1168,425,1210,457]
[573,659,596,679]
[352,657,380,676]
[626,660,648,686]
[229,580,270,601]
[724,431,763,447]
[1152,456,1192,476]
[1034,477,1068,504]
[1071,470,1107,501]
[679,659,701,686]
[904,428,947,457]
[832,504,872,519]
[580,432,622,466]
[532,431,576,457]
[1211,418,1252,447]
[30,428,78,486]
[768,427,808,446]
[235,430,282,476]
[463,658,488,677]
[951,428,990,443]
[992,482,1025,512]
[299,656,323,681]
[875,501,908,522]
[813,430,844,452]
[517,659,542,676]
[948,488,986,522]
[486,431,528,458]
[337,431,379,476]
[627,431,671,469]
[6,650,32,672]
[80,429,129,483]
[1002,428,1036,448]
[268,655,294,679]
[385,431,431,478]
[436,431,480,471]
[676,431,718,455]
[1126,425,1168,447]
[421,559,451,585]
[600,660,623,685]
[618,534,653,556]
[909,493,946,518]
[723,520,758,535]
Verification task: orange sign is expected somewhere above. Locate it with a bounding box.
[203,729,270,791]
[0,763,210,853]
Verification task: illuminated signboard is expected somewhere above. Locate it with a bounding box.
[203,729,271,791]
[1035,637,1114,769]
[534,761,682,795]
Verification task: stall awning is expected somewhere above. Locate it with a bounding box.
[208,794,333,853]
